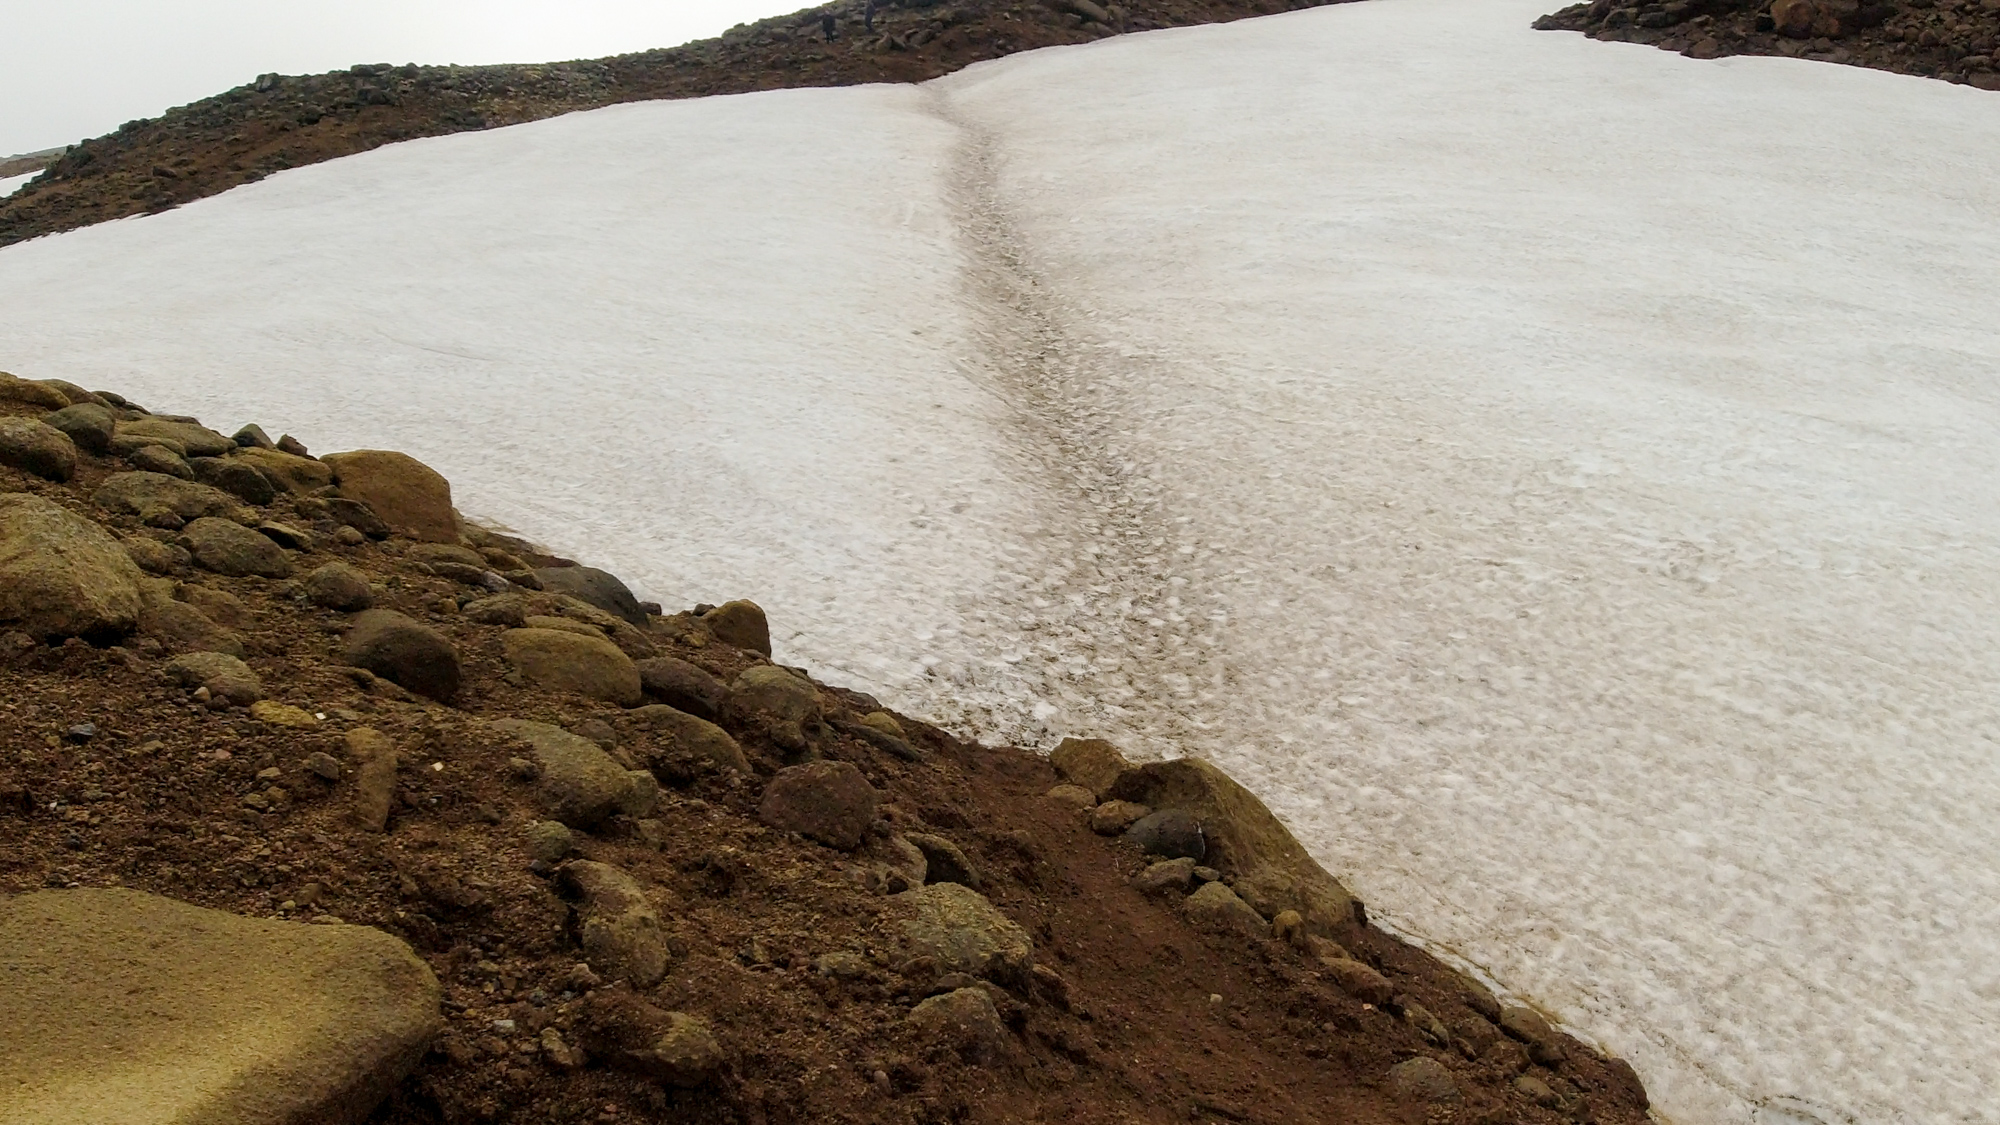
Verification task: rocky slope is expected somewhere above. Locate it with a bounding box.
[0,366,1653,1123]
[1535,0,2000,83]
[0,0,1349,249]
[0,148,63,180]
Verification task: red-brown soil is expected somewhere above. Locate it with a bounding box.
[0,377,1654,1123]
[0,0,1351,249]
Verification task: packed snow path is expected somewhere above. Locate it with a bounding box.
[3,2,1998,1122]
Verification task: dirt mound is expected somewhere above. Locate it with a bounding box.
[0,0,1350,249]
[0,371,1653,1123]
[1535,0,2000,84]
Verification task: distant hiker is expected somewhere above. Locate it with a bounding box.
[865,0,878,32]
[822,12,838,40]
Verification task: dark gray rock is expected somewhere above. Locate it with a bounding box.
[340,609,459,702]
[533,566,645,627]
[1126,808,1205,862]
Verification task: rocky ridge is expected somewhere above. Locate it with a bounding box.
[0,364,1653,1123]
[0,0,1351,249]
[1535,0,2000,83]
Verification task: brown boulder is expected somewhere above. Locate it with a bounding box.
[322,450,456,542]
[895,882,1035,984]
[1049,736,1131,800]
[0,888,440,1125]
[576,987,727,1088]
[488,719,654,829]
[904,987,1013,1064]
[0,417,78,481]
[0,372,72,409]
[232,446,333,493]
[728,665,821,755]
[305,561,374,611]
[701,599,771,655]
[634,655,728,719]
[1322,957,1395,1006]
[165,651,265,706]
[1183,881,1267,939]
[502,628,642,706]
[557,861,671,988]
[758,760,878,850]
[341,609,460,702]
[345,728,399,832]
[1107,756,1358,941]
[42,402,115,456]
[116,418,234,457]
[138,596,245,657]
[0,494,146,641]
[93,471,243,524]
[628,703,751,774]
[179,516,293,579]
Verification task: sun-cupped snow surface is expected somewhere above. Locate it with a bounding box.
[2,1,1998,1122]
[0,86,1071,730]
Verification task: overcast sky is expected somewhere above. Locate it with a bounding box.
[1,1,808,157]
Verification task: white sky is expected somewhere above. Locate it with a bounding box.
[0,1,807,158]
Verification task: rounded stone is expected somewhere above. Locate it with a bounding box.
[1389,1056,1461,1103]
[0,417,78,482]
[305,561,374,611]
[1125,807,1206,862]
[502,627,642,706]
[179,516,293,579]
[341,609,460,702]
[758,760,878,850]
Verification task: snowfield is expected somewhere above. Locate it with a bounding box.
[0,172,35,199]
[2,2,1997,1123]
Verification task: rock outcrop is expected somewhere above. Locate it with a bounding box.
[0,888,439,1125]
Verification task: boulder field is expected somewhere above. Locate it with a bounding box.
[0,371,1651,1124]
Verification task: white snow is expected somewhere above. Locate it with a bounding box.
[0,172,34,199]
[2,2,1998,1123]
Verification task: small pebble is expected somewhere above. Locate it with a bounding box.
[303,752,343,781]
[64,723,96,744]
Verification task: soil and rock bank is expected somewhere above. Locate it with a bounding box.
[0,366,1653,1122]
[1536,0,2000,84]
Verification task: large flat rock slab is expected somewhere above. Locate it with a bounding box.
[0,888,441,1125]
